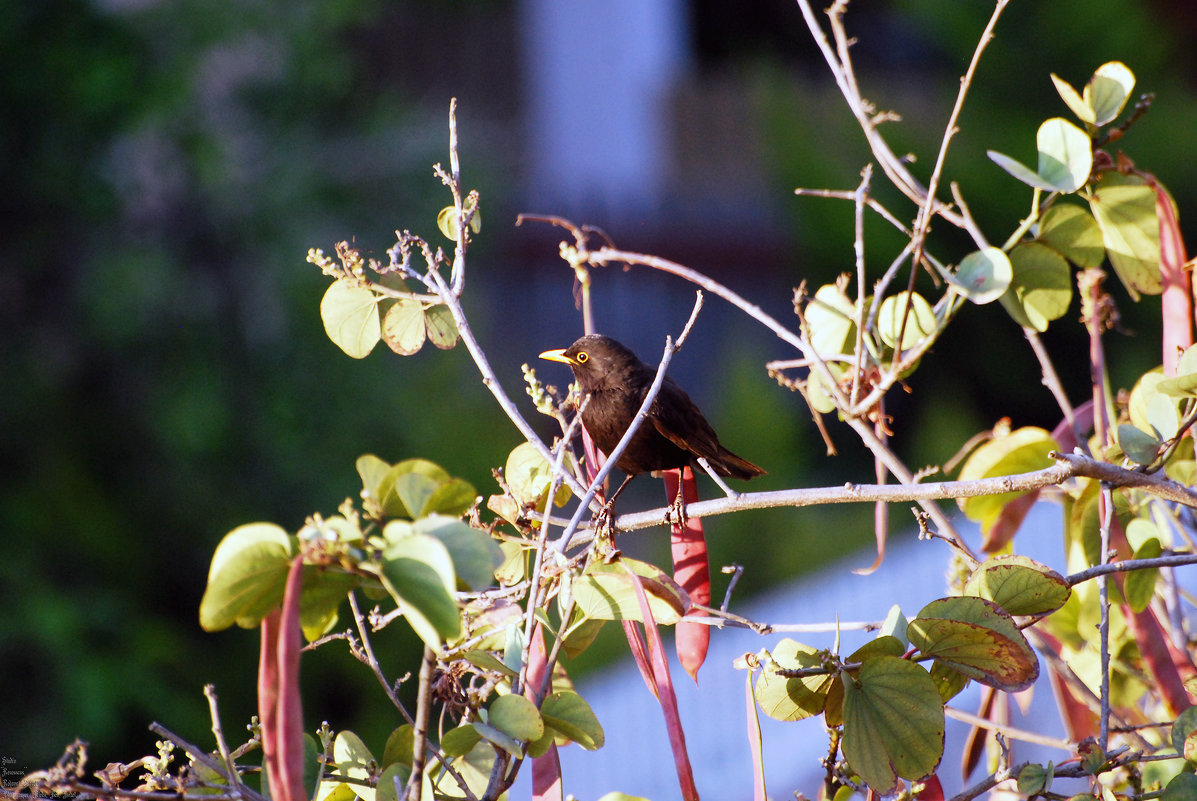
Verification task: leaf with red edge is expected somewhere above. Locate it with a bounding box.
[624,566,699,801]
[665,467,709,682]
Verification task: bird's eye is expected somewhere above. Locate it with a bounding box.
[576,351,589,363]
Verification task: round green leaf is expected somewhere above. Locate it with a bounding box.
[1124,537,1162,613]
[380,532,460,646]
[382,724,414,768]
[1085,61,1135,126]
[439,740,499,799]
[806,283,857,357]
[1038,203,1105,268]
[437,203,481,242]
[424,304,460,350]
[441,724,482,758]
[951,247,1012,304]
[488,693,545,742]
[1171,704,1197,757]
[1035,117,1092,193]
[755,639,834,722]
[1118,423,1162,466]
[957,426,1058,529]
[1051,73,1093,125]
[414,515,502,592]
[1000,241,1072,332]
[876,291,936,350]
[963,555,1070,616]
[1157,345,1197,398]
[505,441,574,509]
[321,279,381,359]
[316,731,375,801]
[909,596,1039,692]
[382,297,426,355]
[199,523,294,631]
[573,558,686,624]
[299,568,359,641]
[1164,773,1197,801]
[541,690,605,750]
[841,656,945,794]
[1089,176,1162,299]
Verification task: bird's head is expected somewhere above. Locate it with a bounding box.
[539,334,642,392]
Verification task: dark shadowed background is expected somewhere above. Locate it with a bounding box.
[3,0,1196,770]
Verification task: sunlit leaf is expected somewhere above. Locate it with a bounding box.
[1085,62,1136,126]
[424,304,460,350]
[909,597,1039,691]
[200,523,294,631]
[841,656,945,795]
[316,731,375,801]
[414,515,501,592]
[1089,176,1161,299]
[963,555,1070,616]
[988,118,1092,193]
[755,639,834,722]
[957,426,1058,530]
[382,297,426,355]
[1124,537,1162,613]
[573,558,687,624]
[1157,345,1197,398]
[505,441,575,509]
[379,531,460,647]
[876,291,936,350]
[999,241,1072,332]
[321,279,381,359]
[541,690,605,750]
[1117,424,1162,466]
[488,693,545,742]
[806,283,857,357]
[1037,203,1105,269]
[951,247,1012,305]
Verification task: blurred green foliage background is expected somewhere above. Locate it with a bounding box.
[3,0,1195,770]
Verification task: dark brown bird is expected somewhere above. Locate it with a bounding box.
[539,334,765,487]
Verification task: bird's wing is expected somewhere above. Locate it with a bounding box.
[649,380,723,458]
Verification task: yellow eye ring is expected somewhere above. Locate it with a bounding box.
[576,351,589,363]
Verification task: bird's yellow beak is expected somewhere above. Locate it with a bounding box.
[539,348,574,365]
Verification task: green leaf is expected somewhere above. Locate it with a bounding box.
[880,605,909,647]
[573,558,687,624]
[999,241,1072,332]
[806,283,857,357]
[876,291,936,350]
[1089,176,1161,299]
[299,568,359,641]
[382,297,426,355]
[541,690,605,750]
[424,304,460,350]
[963,555,1070,616]
[375,458,455,519]
[316,731,375,801]
[437,202,481,242]
[951,247,1012,304]
[755,639,834,722]
[438,740,498,799]
[413,515,502,592]
[847,636,906,664]
[1124,537,1162,613]
[928,661,970,703]
[321,279,381,359]
[909,597,1039,692]
[1038,203,1105,268]
[1171,704,1197,757]
[1117,424,1162,466]
[841,656,945,795]
[199,523,294,631]
[1085,62,1136,126]
[988,118,1092,193]
[505,441,575,509]
[1051,73,1093,124]
[1157,345,1197,398]
[472,720,522,757]
[379,532,460,647]
[382,724,414,767]
[957,427,1058,530]
[441,724,482,757]
[423,477,478,517]
[1164,773,1197,801]
[488,693,545,742]
[357,453,393,516]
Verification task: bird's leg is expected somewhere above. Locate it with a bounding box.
[663,473,688,527]
[593,474,635,534]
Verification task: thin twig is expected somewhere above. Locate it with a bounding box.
[203,685,243,800]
